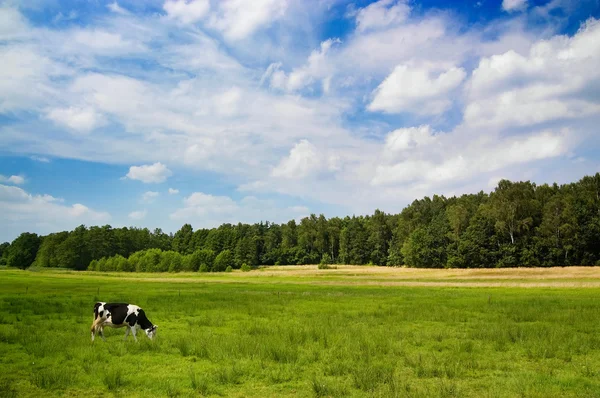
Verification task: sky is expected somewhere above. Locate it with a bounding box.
[0,0,599,243]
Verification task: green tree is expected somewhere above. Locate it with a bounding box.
[0,242,10,265]
[489,180,536,245]
[56,225,91,270]
[281,220,298,250]
[172,224,193,254]
[537,194,577,265]
[401,212,450,268]
[327,217,343,263]
[367,209,392,265]
[151,228,172,251]
[32,231,69,268]
[213,249,233,272]
[339,216,369,265]
[6,232,41,269]
[457,208,498,268]
[185,249,215,272]
[387,218,411,266]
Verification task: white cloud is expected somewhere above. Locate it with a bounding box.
[171,192,238,220]
[107,2,129,15]
[71,29,142,53]
[381,125,438,161]
[208,0,288,41]
[271,139,321,179]
[368,64,466,115]
[53,11,78,23]
[168,188,179,195]
[9,175,25,185]
[213,86,243,116]
[502,0,528,12]
[0,6,29,41]
[128,210,147,220]
[354,0,411,32]
[465,18,600,129]
[163,0,210,24]
[0,175,25,185]
[371,128,571,186]
[0,184,110,241]
[141,191,159,203]
[0,4,598,225]
[46,107,106,133]
[0,46,66,112]
[30,155,50,163]
[171,192,309,226]
[125,162,172,183]
[267,38,341,93]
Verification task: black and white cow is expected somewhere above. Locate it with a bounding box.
[91,302,158,342]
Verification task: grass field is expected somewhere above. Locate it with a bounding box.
[1,266,600,397]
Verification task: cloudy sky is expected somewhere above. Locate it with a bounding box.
[0,0,599,242]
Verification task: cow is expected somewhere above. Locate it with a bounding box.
[91,302,158,342]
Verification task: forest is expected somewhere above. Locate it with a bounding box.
[1,173,599,271]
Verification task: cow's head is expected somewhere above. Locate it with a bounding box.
[145,325,158,340]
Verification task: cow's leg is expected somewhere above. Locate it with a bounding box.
[130,326,138,342]
[99,325,107,342]
[123,327,130,341]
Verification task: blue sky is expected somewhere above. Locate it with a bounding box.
[1,0,599,243]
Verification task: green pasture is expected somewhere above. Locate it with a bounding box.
[0,269,599,397]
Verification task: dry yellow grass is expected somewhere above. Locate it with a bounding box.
[254,264,600,279]
[29,265,600,288]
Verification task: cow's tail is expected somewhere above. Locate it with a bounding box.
[91,316,103,332]
[91,302,102,332]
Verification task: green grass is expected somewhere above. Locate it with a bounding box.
[0,269,599,397]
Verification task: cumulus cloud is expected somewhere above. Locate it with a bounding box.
[381,125,438,160]
[141,191,159,203]
[71,30,142,53]
[163,0,210,24]
[171,192,238,219]
[46,106,106,133]
[107,2,129,15]
[371,128,571,186]
[464,18,600,129]
[0,175,25,185]
[168,188,179,195]
[502,0,528,12]
[170,192,309,227]
[264,38,341,93]
[30,155,50,163]
[368,64,466,115]
[0,46,65,112]
[128,210,147,220]
[0,184,110,241]
[125,162,172,183]
[208,0,288,41]
[0,6,29,40]
[354,0,411,32]
[271,140,321,179]
[0,3,598,225]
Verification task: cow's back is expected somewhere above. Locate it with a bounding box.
[102,303,131,325]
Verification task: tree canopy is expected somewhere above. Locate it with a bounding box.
[3,173,600,271]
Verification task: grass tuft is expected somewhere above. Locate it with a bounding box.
[190,370,212,395]
[30,368,75,390]
[102,368,125,391]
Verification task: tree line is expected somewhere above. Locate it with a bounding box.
[1,173,599,271]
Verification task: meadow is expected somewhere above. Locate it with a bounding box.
[1,266,599,397]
